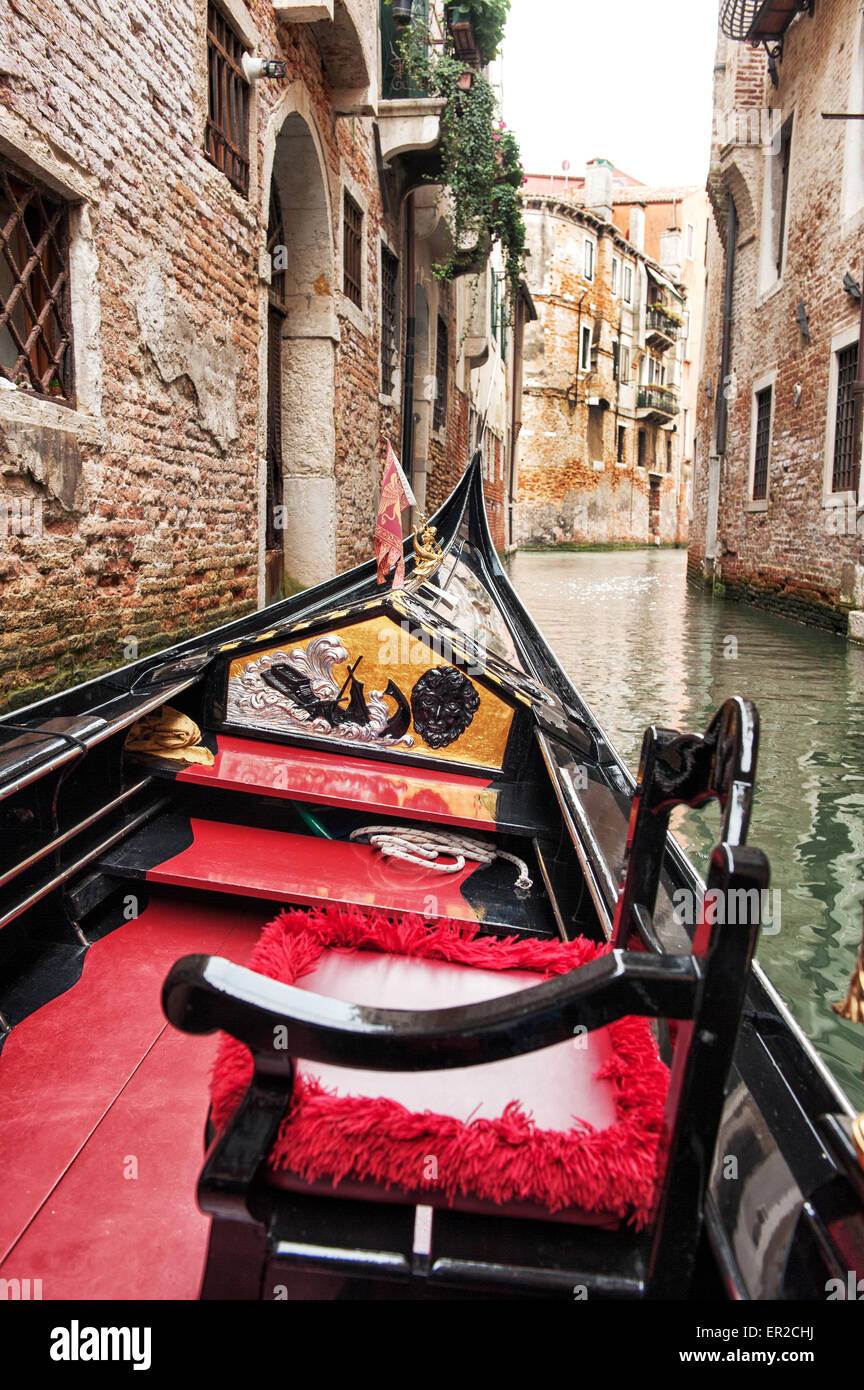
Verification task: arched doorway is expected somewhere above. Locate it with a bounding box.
[263,104,336,598]
[265,188,286,602]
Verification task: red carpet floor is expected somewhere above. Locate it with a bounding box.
[0,894,263,1300]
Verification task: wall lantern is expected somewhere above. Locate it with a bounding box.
[795,301,810,343]
[242,54,287,81]
[843,271,862,303]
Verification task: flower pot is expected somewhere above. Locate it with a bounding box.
[392,0,414,23]
[447,5,480,62]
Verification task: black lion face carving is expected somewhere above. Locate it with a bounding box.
[410,665,480,749]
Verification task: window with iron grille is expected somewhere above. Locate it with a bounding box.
[0,160,73,402]
[205,3,250,197]
[343,192,363,309]
[433,315,448,431]
[752,385,772,500]
[832,342,860,493]
[380,245,398,396]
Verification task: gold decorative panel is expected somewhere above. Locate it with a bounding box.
[225,615,514,770]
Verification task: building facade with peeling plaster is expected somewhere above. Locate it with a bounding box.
[0,0,531,709]
[690,1,864,636]
[515,160,708,549]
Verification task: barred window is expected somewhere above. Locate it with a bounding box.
[0,160,73,401]
[433,315,448,431]
[832,342,860,493]
[205,3,250,197]
[752,385,772,500]
[380,246,398,396]
[343,192,363,309]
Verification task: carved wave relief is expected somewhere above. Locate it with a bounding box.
[227,634,415,748]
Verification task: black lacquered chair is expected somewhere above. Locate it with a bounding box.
[163,698,768,1300]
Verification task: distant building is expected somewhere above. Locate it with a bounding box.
[689,0,864,635]
[515,161,708,547]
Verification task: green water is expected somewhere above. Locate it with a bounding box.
[508,547,864,1109]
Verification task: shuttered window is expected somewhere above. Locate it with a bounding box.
[380,246,398,396]
[433,315,448,431]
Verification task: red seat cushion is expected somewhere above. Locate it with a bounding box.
[211,906,669,1228]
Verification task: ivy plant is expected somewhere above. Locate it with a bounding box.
[459,0,510,65]
[396,18,526,315]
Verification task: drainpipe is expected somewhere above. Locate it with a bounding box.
[401,189,416,488]
[715,196,737,456]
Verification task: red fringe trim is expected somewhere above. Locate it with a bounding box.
[211,905,669,1228]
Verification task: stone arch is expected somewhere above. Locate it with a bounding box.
[259,87,337,595]
[717,156,758,248]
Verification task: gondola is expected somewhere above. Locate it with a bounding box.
[0,453,861,1302]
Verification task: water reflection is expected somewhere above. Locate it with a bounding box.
[508,547,864,1109]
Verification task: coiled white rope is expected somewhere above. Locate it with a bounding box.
[349,825,533,898]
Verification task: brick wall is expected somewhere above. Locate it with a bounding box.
[516,198,682,547]
[0,0,407,709]
[691,2,864,632]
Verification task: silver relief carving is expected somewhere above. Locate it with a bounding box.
[227,635,415,747]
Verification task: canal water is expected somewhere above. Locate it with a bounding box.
[508,546,864,1110]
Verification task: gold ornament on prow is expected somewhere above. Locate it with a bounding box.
[407,514,444,590]
[832,908,864,1168]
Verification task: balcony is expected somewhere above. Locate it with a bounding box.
[645,306,681,350]
[719,0,810,42]
[274,0,378,113]
[637,385,680,419]
[377,0,445,159]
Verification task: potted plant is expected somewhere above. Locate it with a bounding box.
[446,4,480,63]
[467,0,510,64]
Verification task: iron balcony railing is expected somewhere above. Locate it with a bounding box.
[720,0,809,43]
[637,385,680,416]
[645,306,681,343]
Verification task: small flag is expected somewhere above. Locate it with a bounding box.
[374,441,416,589]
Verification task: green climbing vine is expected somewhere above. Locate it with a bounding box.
[395,16,526,317]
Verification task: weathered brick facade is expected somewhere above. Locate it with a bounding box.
[0,0,523,709]
[516,169,693,548]
[690,0,864,635]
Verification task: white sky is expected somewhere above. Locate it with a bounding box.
[501,0,720,188]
